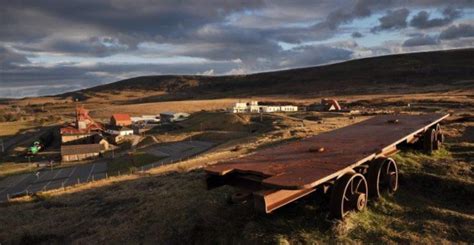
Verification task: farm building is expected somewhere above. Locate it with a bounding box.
[308,99,343,112]
[60,128,96,143]
[75,105,103,131]
[61,131,108,146]
[60,105,103,143]
[160,112,190,123]
[279,105,299,112]
[105,125,134,136]
[131,115,160,123]
[232,101,298,113]
[110,114,132,126]
[232,101,260,113]
[61,144,104,162]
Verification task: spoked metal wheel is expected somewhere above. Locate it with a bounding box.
[433,124,445,150]
[423,128,436,154]
[330,172,368,219]
[367,157,399,198]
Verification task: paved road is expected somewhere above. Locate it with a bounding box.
[0,140,215,202]
[0,161,107,202]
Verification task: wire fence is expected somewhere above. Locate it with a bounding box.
[4,146,211,202]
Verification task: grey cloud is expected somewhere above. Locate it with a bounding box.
[371,8,410,33]
[1,0,264,42]
[173,24,283,62]
[229,0,394,44]
[1,0,266,57]
[0,47,30,67]
[322,0,393,30]
[410,7,461,29]
[439,24,474,40]
[403,35,439,47]
[46,37,130,57]
[352,32,364,38]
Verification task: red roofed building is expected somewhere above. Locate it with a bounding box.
[111,114,132,126]
[60,105,104,143]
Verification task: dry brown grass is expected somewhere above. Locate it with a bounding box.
[0,121,35,137]
[0,87,473,243]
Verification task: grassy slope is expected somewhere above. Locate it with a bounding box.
[0,116,472,244]
[64,48,474,101]
[107,152,165,175]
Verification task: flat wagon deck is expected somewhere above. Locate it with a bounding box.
[205,113,449,219]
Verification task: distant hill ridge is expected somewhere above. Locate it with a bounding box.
[64,48,474,100]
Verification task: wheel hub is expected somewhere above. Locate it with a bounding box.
[352,193,367,211]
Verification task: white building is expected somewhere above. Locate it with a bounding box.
[232,101,298,113]
[260,106,281,113]
[279,105,299,112]
[105,126,134,136]
[131,115,160,123]
[232,102,249,113]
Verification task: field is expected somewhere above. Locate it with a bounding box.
[0,121,36,137]
[0,92,472,243]
[0,116,472,243]
[107,152,165,175]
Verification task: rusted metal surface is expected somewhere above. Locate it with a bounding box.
[206,113,449,190]
[254,188,316,213]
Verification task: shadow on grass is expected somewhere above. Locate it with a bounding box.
[2,130,473,243]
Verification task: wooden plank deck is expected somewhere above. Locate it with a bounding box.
[205,113,449,189]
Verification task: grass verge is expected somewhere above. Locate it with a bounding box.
[106,151,165,175]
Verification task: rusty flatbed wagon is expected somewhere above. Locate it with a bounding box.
[205,113,449,219]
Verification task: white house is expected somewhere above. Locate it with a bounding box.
[232,102,248,113]
[248,101,261,113]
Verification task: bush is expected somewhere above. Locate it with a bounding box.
[0,113,19,122]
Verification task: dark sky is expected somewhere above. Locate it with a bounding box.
[1,0,473,98]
